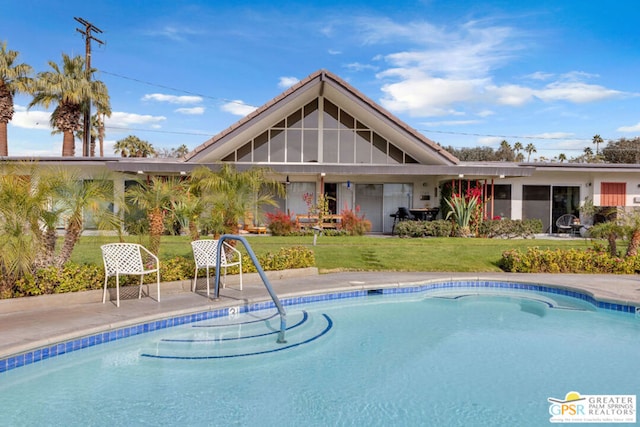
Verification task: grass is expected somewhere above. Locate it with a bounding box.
[70,234,597,273]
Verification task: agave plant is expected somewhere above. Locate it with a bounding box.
[445,191,481,236]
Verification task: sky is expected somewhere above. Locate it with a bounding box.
[3,0,640,159]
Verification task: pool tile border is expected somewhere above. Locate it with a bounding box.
[1,280,637,374]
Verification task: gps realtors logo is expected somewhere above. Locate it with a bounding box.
[548,391,636,423]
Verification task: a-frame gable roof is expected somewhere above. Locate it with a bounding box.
[185,69,459,165]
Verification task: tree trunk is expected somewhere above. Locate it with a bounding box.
[0,121,8,156]
[148,208,165,255]
[56,220,83,267]
[62,131,75,156]
[626,229,640,257]
[608,233,618,257]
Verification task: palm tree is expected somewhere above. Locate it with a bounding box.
[592,134,603,155]
[49,172,119,267]
[558,153,567,163]
[190,164,284,236]
[114,135,156,158]
[0,41,33,156]
[29,54,110,157]
[525,143,537,162]
[513,141,523,162]
[125,176,189,255]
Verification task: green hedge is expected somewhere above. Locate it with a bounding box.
[478,219,543,239]
[394,218,542,238]
[500,247,640,274]
[394,220,453,237]
[3,246,315,299]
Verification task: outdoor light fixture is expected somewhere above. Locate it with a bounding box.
[180,171,187,175]
[286,175,290,185]
[137,170,144,174]
[320,172,326,177]
[499,174,505,179]
[458,174,464,178]
[347,180,351,188]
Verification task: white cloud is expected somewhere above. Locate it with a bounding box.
[175,107,204,115]
[105,112,166,127]
[422,119,481,126]
[536,81,622,103]
[328,49,342,55]
[10,106,51,130]
[221,100,257,116]
[278,77,300,89]
[142,93,203,104]
[617,122,640,132]
[366,18,626,118]
[379,69,484,116]
[143,25,204,42]
[487,84,536,106]
[345,62,379,72]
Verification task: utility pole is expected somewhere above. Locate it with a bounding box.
[74,17,104,157]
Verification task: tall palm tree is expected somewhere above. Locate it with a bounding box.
[592,134,603,155]
[525,143,537,162]
[28,54,110,157]
[0,41,33,156]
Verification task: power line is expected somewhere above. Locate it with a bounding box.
[100,70,621,146]
[101,70,257,108]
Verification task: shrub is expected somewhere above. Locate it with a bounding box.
[12,263,104,297]
[499,247,640,274]
[478,219,543,239]
[394,220,453,238]
[339,206,372,236]
[265,210,296,236]
[1,246,316,299]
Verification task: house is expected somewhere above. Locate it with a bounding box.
[12,69,640,234]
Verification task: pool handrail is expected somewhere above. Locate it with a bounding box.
[214,234,287,343]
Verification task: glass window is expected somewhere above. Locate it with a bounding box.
[303,130,318,162]
[270,129,285,162]
[303,99,319,128]
[287,129,302,162]
[372,133,387,163]
[339,129,355,163]
[253,131,269,162]
[355,130,371,163]
[273,119,285,128]
[323,99,339,129]
[287,109,302,128]
[339,110,355,129]
[389,143,403,163]
[356,120,367,130]
[323,130,339,163]
[222,152,235,162]
[405,154,418,163]
[237,141,251,162]
[286,182,315,218]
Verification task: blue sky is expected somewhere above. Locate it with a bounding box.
[3,0,640,159]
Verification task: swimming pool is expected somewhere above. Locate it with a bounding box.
[1,282,638,426]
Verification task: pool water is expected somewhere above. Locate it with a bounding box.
[1,288,638,426]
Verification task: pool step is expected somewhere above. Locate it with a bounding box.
[140,310,332,359]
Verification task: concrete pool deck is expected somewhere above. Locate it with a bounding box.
[1,269,640,360]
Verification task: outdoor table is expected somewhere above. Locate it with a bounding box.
[409,208,439,221]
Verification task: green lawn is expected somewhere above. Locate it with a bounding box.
[71,234,597,273]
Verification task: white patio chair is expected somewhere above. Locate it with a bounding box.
[191,239,243,297]
[101,243,160,307]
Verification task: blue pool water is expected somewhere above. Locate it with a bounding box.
[0,285,638,426]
